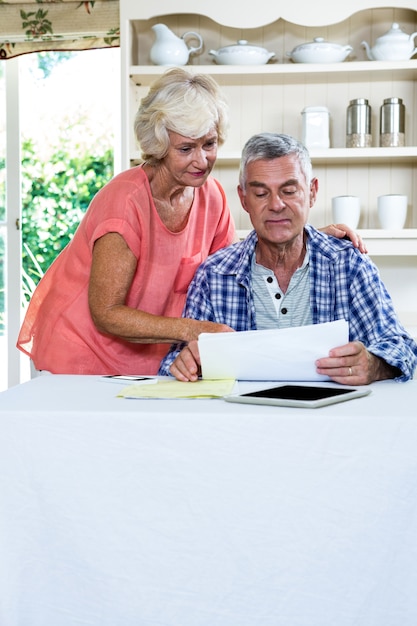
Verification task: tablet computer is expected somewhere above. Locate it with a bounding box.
[224,383,371,409]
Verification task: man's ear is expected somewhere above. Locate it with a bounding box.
[237,185,249,213]
[309,177,319,207]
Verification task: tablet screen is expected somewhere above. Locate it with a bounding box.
[243,385,354,401]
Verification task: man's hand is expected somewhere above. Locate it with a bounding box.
[170,340,202,382]
[170,325,235,382]
[315,340,400,385]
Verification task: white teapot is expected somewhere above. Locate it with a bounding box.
[361,22,417,61]
[150,23,203,66]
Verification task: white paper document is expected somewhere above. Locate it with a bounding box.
[198,320,349,381]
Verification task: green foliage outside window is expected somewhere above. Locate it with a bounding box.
[0,138,113,334]
[21,137,114,300]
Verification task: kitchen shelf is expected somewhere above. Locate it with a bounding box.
[130,146,417,164]
[121,1,417,333]
[218,147,417,163]
[123,10,417,236]
[236,229,417,256]
[129,60,417,85]
[308,147,417,162]
[359,229,417,255]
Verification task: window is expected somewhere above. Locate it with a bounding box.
[1,48,120,390]
[0,62,6,389]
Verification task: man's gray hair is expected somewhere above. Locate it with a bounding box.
[239,133,313,189]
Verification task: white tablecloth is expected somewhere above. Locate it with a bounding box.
[1,375,417,626]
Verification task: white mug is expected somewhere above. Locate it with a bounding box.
[331,196,361,229]
[377,195,407,229]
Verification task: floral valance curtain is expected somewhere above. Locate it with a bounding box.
[0,0,120,59]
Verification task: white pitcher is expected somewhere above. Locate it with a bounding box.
[150,23,203,66]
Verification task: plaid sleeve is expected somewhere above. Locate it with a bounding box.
[158,265,215,376]
[348,257,417,381]
[310,237,417,382]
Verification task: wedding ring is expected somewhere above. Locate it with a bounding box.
[348,367,352,376]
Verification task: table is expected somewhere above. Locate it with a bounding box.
[1,375,417,626]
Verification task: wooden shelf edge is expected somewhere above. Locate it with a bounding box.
[360,228,417,238]
[236,228,417,256]
[309,147,417,162]
[129,59,417,83]
[130,148,417,164]
[219,148,417,162]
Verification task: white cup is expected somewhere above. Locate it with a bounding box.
[377,194,407,229]
[331,196,361,229]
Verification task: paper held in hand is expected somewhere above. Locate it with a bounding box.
[198,320,349,381]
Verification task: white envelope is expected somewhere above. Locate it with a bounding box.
[198,320,349,381]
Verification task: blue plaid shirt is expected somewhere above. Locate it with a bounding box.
[159,225,417,381]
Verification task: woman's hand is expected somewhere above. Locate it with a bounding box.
[321,223,368,254]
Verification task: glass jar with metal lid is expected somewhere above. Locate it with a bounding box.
[380,97,405,147]
[346,98,372,148]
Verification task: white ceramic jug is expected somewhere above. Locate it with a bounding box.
[150,23,203,66]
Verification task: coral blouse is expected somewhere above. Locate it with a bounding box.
[17,166,235,374]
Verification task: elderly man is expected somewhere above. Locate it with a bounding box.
[159,132,417,384]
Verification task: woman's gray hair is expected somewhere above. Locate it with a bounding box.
[239,133,313,189]
[134,67,229,165]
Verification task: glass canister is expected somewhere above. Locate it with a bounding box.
[301,106,330,149]
[346,98,372,148]
[380,97,405,147]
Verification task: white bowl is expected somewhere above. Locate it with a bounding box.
[287,37,353,64]
[209,40,276,65]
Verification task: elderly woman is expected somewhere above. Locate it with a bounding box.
[17,68,363,375]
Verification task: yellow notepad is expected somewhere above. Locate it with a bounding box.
[117,378,235,399]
